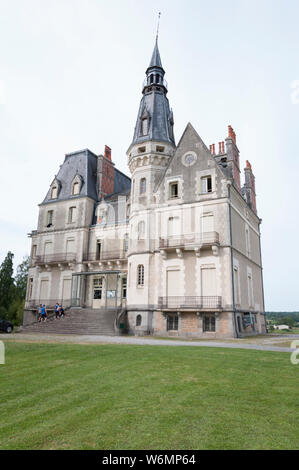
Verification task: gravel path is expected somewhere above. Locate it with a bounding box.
[1,332,297,352]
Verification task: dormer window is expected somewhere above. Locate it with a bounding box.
[72,182,79,195]
[141,118,148,136]
[51,186,58,199]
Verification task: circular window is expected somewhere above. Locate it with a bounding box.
[182,151,197,167]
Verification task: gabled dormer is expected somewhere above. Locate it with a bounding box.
[71,173,83,196]
[49,176,61,200]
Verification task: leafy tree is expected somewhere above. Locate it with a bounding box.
[0,252,15,317]
[15,256,30,300]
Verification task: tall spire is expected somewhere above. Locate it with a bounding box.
[148,39,163,70]
[128,36,175,151]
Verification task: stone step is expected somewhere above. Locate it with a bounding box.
[22,307,121,336]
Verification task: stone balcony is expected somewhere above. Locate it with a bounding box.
[159,232,220,258]
[31,253,76,268]
[83,250,127,269]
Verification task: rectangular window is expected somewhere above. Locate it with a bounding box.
[68,206,76,223]
[167,314,179,331]
[32,245,37,258]
[28,278,33,300]
[46,210,53,227]
[93,277,103,299]
[169,182,178,199]
[248,273,253,307]
[203,314,216,332]
[234,267,240,305]
[122,277,127,298]
[96,241,101,260]
[201,176,212,193]
[245,228,250,257]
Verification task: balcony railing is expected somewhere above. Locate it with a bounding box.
[158,296,222,310]
[32,253,76,265]
[159,232,219,249]
[83,250,127,262]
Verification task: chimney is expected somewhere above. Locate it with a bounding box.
[104,145,112,161]
[242,160,257,213]
[225,124,240,189]
[228,125,236,144]
[97,145,115,200]
[209,144,215,155]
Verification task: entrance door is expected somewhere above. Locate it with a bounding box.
[106,273,117,308]
[92,276,103,309]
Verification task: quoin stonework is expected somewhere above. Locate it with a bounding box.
[23,39,266,338]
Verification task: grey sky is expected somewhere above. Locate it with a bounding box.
[0,0,298,310]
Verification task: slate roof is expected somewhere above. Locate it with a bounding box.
[41,149,131,205]
[42,149,98,204]
[129,40,175,149]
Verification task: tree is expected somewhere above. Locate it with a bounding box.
[15,256,30,300]
[0,252,15,317]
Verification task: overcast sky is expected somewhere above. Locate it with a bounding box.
[0,0,298,311]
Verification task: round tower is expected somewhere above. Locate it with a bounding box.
[127,39,175,207]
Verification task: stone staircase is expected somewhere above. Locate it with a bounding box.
[21,308,119,336]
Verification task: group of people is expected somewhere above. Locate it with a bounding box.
[37,303,65,322]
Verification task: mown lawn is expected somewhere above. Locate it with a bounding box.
[0,341,298,450]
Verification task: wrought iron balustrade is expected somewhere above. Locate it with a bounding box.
[83,250,127,262]
[159,232,219,249]
[158,296,222,310]
[32,253,76,265]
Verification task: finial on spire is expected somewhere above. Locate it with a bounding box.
[156,12,161,41]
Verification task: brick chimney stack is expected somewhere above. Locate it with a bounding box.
[242,160,257,213]
[104,145,112,161]
[97,145,115,200]
[225,124,240,190]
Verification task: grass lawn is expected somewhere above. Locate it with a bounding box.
[0,341,298,450]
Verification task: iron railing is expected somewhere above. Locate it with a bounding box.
[32,253,76,265]
[159,232,219,249]
[83,250,127,262]
[158,296,222,309]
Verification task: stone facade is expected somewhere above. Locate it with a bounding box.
[24,40,266,338]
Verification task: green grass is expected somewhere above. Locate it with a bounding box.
[0,341,298,450]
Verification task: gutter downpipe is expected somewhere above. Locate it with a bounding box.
[228,183,239,338]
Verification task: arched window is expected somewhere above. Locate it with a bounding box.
[155,74,160,84]
[72,181,80,195]
[137,265,144,286]
[150,74,154,84]
[140,178,146,194]
[51,186,58,199]
[136,314,142,326]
